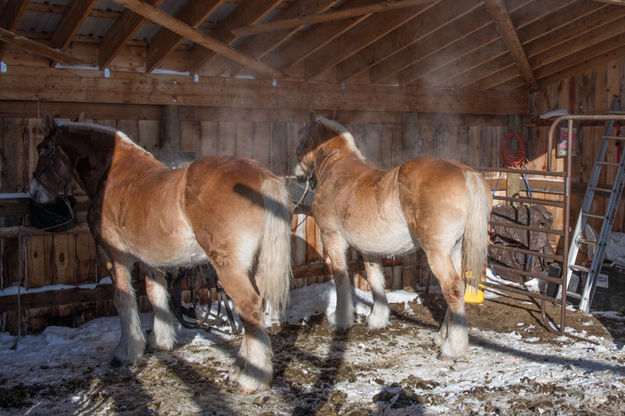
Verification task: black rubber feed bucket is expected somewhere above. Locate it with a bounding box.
[31,195,77,232]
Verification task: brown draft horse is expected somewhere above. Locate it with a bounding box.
[29,119,292,393]
[295,117,491,358]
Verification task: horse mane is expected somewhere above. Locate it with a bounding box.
[314,116,365,161]
[58,121,154,158]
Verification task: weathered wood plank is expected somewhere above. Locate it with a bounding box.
[0,67,529,115]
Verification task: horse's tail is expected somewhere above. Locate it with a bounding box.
[462,170,492,290]
[256,176,292,315]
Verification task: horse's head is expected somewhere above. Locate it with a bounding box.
[294,115,353,180]
[29,117,80,204]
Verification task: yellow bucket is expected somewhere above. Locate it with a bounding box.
[464,271,485,304]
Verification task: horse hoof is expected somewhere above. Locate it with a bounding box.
[366,315,390,330]
[328,312,354,330]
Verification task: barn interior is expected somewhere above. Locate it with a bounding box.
[1,0,625,339]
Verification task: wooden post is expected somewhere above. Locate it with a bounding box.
[506,115,523,207]
[401,112,421,162]
[160,105,180,163]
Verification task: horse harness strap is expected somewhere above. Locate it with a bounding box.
[34,127,71,197]
[170,267,240,334]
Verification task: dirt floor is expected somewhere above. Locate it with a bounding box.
[1,290,625,416]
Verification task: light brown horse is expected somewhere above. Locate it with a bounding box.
[29,119,292,393]
[295,117,491,358]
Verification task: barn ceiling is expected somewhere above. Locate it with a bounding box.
[0,0,624,114]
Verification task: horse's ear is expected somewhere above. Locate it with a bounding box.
[72,112,85,123]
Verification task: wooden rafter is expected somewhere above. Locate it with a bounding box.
[517,0,607,45]
[399,24,499,86]
[187,0,283,75]
[414,38,508,89]
[524,5,625,59]
[432,0,608,90]
[207,0,339,78]
[294,5,431,80]
[0,27,85,66]
[484,0,538,91]
[539,43,625,87]
[98,0,164,69]
[368,3,487,84]
[465,6,625,91]
[536,30,625,83]
[50,0,98,51]
[0,0,28,59]
[261,0,382,72]
[27,3,122,19]
[402,0,573,87]
[111,0,284,79]
[232,0,436,36]
[145,0,226,73]
[593,0,625,5]
[530,17,625,71]
[335,0,474,83]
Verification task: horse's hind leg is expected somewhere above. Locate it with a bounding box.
[427,242,467,359]
[109,260,146,363]
[217,264,272,394]
[363,257,390,329]
[142,265,176,351]
[322,233,354,330]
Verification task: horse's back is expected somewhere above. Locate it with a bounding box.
[183,155,280,258]
[397,156,487,246]
[184,154,278,205]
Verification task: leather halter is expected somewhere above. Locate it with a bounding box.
[33,127,71,197]
[293,118,320,211]
[31,126,77,232]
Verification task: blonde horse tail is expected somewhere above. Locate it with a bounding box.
[463,171,492,290]
[257,177,293,316]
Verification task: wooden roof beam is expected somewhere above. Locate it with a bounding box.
[50,0,99,51]
[0,66,529,115]
[112,0,284,79]
[0,0,29,59]
[537,31,625,86]
[145,0,227,73]
[465,9,625,91]
[207,0,339,78]
[402,0,575,87]
[335,0,479,83]
[429,0,610,90]
[484,0,538,91]
[260,0,382,72]
[294,5,431,80]
[187,0,284,75]
[232,0,436,36]
[398,24,499,86]
[0,27,85,66]
[98,0,164,69]
[368,3,488,85]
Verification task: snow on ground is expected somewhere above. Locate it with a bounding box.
[1,280,624,415]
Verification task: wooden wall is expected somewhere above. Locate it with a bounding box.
[0,106,517,333]
[2,55,623,333]
[531,57,625,237]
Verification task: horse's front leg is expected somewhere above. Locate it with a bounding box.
[141,264,176,351]
[363,257,390,329]
[322,233,354,330]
